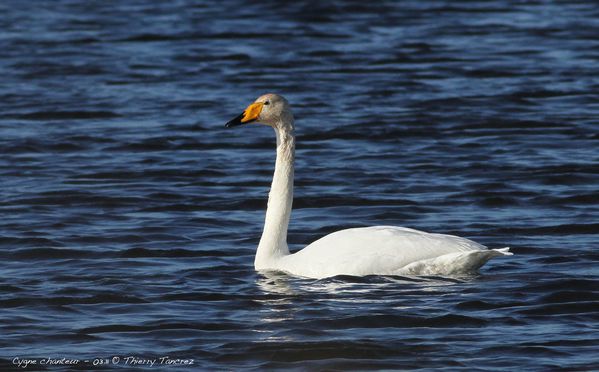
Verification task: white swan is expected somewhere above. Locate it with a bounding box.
[225,93,512,279]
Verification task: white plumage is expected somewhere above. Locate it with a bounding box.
[280,226,511,278]
[225,94,511,279]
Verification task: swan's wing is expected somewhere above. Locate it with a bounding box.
[280,226,493,278]
[398,248,512,276]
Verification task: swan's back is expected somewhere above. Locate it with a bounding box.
[279,226,498,278]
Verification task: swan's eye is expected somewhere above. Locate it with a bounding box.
[264,101,270,106]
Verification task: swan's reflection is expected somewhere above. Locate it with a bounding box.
[252,270,479,342]
[253,270,300,332]
[255,270,297,296]
[256,270,472,297]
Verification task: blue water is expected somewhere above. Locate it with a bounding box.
[1,1,598,370]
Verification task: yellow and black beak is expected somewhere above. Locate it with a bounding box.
[225,102,264,128]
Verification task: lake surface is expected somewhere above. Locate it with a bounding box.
[1,0,598,370]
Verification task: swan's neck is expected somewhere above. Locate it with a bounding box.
[255,123,295,269]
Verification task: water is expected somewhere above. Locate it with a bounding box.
[1,0,598,370]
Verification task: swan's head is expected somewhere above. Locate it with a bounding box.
[225,93,293,130]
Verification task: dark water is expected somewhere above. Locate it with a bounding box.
[1,0,598,370]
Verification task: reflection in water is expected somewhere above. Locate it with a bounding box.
[254,271,298,337]
[256,270,473,305]
[256,270,298,296]
[257,269,475,296]
[251,272,488,346]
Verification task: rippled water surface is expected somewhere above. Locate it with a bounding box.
[1,1,598,370]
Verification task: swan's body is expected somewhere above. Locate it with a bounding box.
[279,226,511,278]
[226,94,511,279]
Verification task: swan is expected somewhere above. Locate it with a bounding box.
[225,93,512,279]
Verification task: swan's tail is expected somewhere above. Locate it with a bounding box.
[492,247,513,256]
[397,247,512,276]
